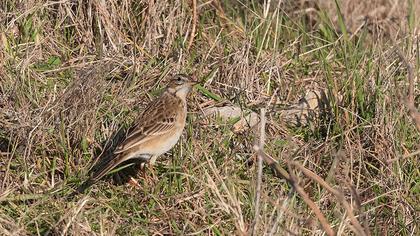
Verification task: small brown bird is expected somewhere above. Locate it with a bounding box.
[77,74,197,193]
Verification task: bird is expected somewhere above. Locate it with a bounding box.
[76,74,197,193]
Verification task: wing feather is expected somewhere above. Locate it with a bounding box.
[75,85,188,194]
[114,92,179,154]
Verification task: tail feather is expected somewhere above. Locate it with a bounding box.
[76,154,127,194]
[73,152,152,195]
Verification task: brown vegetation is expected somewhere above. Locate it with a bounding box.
[0,0,418,235]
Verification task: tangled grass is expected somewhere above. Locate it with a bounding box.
[0,0,419,235]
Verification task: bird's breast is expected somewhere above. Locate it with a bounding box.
[146,103,187,157]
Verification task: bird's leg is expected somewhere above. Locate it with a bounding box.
[127,163,155,189]
[149,155,158,165]
[133,156,159,184]
[126,160,147,189]
[127,176,142,188]
[138,162,148,179]
[127,156,158,188]
[147,155,160,182]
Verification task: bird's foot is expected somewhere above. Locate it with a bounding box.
[127,176,142,189]
[135,163,159,186]
[146,164,159,183]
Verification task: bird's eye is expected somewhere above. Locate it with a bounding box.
[175,76,183,84]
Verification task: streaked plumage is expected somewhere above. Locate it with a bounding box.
[76,74,196,193]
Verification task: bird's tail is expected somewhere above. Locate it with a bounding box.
[75,154,127,194]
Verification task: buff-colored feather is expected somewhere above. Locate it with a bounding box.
[76,74,197,193]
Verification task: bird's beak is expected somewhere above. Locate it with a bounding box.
[190,76,199,86]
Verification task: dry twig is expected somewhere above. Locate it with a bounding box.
[257,147,368,235]
[287,167,335,236]
[187,0,197,50]
[290,161,367,236]
[394,41,420,132]
[254,148,335,236]
[251,108,266,235]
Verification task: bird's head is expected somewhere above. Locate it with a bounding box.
[167,74,198,99]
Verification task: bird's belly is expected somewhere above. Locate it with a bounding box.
[155,127,183,156]
[139,126,184,157]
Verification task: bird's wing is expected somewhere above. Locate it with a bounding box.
[114,92,180,154]
[76,93,181,193]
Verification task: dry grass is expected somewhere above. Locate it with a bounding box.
[0,0,419,235]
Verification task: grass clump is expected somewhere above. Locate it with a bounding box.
[1,0,419,235]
